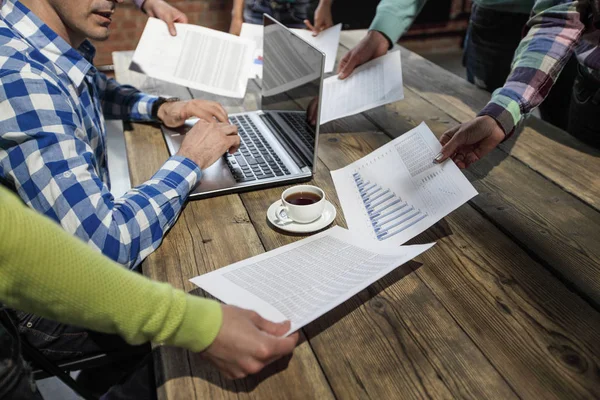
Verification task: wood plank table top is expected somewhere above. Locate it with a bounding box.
[115,30,600,400]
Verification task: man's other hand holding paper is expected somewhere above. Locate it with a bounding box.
[177,120,241,171]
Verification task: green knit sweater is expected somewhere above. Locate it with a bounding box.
[0,186,222,352]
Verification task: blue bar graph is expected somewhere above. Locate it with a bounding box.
[353,171,427,241]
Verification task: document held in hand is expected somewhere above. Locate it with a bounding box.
[331,122,478,246]
[131,18,255,98]
[190,226,434,335]
[320,51,404,124]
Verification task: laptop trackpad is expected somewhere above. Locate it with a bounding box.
[192,157,237,194]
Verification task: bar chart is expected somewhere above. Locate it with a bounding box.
[353,171,428,241]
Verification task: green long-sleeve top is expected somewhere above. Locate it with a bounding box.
[0,185,222,352]
[370,0,535,45]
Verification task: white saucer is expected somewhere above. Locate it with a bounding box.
[267,200,336,233]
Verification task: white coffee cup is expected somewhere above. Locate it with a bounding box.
[276,185,325,224]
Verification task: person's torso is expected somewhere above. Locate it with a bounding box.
[0,1,109,186]
[473,0,535,15]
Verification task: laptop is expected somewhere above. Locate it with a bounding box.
[161,14,325,199]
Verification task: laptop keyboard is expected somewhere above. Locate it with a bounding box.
[226,115,291,183]
[279,112,315,153]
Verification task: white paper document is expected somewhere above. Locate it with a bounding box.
[131,18,255,98]
[239,23,264,79]
[190,226,434,334]
[320,51,404,124]
[240,22,342,78]
[331,123,478,246]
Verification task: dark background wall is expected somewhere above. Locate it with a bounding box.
[92,0,471,67]
[92,0,233,66]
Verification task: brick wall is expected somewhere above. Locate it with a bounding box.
[92,0,233,66]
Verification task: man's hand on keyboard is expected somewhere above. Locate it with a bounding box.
[177,120,240,170]
[202,305,299,380]
[158,99,228,127]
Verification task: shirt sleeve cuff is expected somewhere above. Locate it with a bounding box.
[477,94,523,140]
[133,0,146,9]
[369,13,406,46]
[150,155,202,197]
[169,295,223,352]
[130,94,160,121]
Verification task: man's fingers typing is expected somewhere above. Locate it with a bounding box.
[185,101,228,122]
[227,134,241,154]
[219,122,238,136]
[209,103,228,122]
[199,110,217,122]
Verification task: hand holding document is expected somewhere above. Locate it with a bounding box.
[131,18,255,98]
[331,122,478,246]
[288,24,342,73]
[190,226,434,335]
[240,22,342,78]
[320,51,404,124]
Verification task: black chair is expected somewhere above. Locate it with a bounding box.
[21,339,101,400]
[0,309,98,400]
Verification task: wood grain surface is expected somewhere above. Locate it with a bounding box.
[114,28,600,399]
[360,87,600,307]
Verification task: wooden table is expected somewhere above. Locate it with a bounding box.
[115,31,600,399]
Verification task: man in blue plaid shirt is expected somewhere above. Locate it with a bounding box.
[0,0,241,395]
[0,0,241,270]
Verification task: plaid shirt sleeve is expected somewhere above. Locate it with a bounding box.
[95,72,158,121]
[478,0,586,135]
[0,70,201,269]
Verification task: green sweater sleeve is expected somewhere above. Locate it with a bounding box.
[369,0,429,45]
[0,186,222,353]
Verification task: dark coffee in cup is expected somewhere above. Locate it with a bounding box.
[285,191,322,206]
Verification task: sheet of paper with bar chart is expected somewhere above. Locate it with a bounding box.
[331,122,477,246]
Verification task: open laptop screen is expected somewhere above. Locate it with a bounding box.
[261,15,324,173]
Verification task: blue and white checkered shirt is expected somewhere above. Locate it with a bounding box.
[0,0,202,269]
